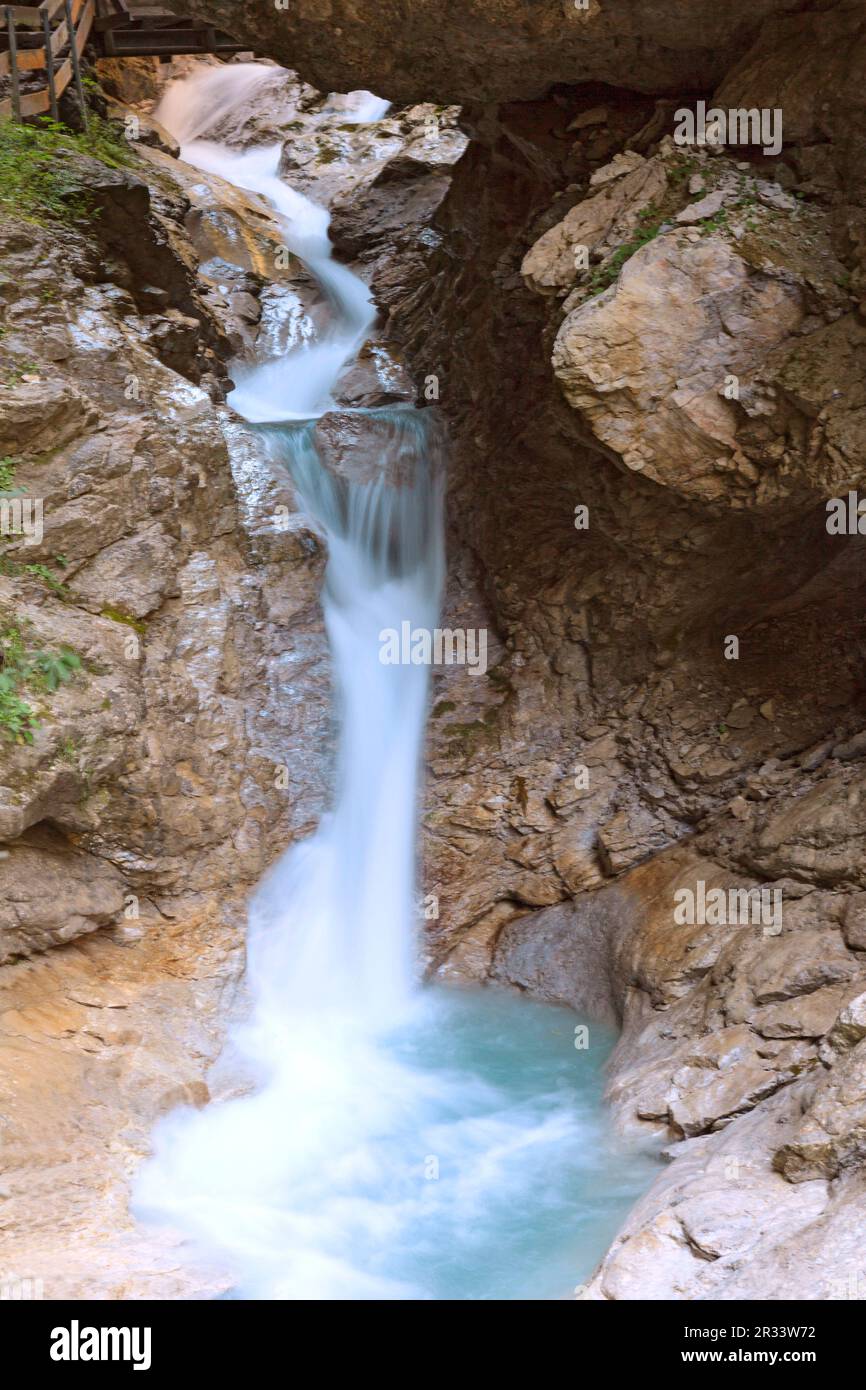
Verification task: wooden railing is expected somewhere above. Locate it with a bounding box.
[0,0,95,122]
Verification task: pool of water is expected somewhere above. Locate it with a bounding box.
[138,985,658,1301]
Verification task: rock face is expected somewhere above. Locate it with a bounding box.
[0,56,468,1296]
[0,193,327,935]
[4,0,866,1302]
[187,0,811,104]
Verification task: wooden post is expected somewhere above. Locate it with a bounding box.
[63,0,88,128]
[40,4,59,121]
[5,7,21,122]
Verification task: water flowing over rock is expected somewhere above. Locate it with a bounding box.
[3,0,866,1304]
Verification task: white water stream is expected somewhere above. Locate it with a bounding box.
[135,64,654,1300]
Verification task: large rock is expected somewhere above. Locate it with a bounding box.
[521,154,667,296]
[187,0,815,104]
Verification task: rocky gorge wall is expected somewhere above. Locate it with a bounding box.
[216,1,866,1298]
[0,57,470,1294]
[1,0,866,1299]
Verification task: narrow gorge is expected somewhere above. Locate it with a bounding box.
[1,0,865,1308]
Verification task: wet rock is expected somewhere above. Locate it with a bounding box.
[490,897,621,1023]
[67,525,180,620]
[333,343,415,408]
[311,409,438,487]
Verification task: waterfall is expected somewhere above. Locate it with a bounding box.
[251,414,445,1029]
[135,64,655,1302]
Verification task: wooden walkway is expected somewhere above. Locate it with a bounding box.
[95,3,247,58]
[0,1,247,124]
[0,1,94,121]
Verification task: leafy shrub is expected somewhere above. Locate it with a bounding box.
[0,621,81,742]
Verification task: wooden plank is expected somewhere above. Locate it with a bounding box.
[51,0,85,52]
[47,13,68,53]
[19,84,51,114]
[15,44,46,67]
[103,28,246,55]
[75,0,93,53]
[5,0,64,26]
[6,0,83,67]
[41,3,58,117]
[4,7,42,23]
[5,6,21,119]
[51,50,70,95]
[0,86,55,116]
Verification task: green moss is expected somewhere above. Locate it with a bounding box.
[486,665,514,693]
[444,707,503,754]
[431,700,456,718]
[100,605,146,634]
[315,142,340,165]
[0,115,135,226]
[58,736,78,764]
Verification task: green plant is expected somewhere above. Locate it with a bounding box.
[30,647,81,691]
[0,549,71,597]
[700,206,731,235]
[0,115,134,226]
[0,455,21,496]
[23,562,69,597]
[0,620,81,742]
[58,735,77,762]
[589,206,665,295]
[0,680,36,741]
[0,359,40,386]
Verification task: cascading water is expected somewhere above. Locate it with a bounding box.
[135,64,655,1300]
